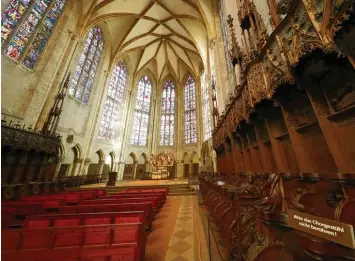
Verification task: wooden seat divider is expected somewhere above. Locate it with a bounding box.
[2,223,146,261]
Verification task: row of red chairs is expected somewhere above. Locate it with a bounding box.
[2,187,169,261]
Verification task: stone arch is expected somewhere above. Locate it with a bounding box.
[123,153,137,180]
[160,74,178,89]
[134,69,157,97]
[190,151,199,163]
[109,151,115,171]
[58,142,65,159]
[182,152,189,163]
[126,152,137,163]
[59,143,81,177]
[137,153,148,179]
[96,149,105,163]
[139,153,148,164]
[181,72,197,87]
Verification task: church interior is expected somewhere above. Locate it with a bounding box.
[1,0,355,260]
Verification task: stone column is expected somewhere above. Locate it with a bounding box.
[132,160,138,180]
[119,90,135,163]
[35,31,80,129]
[52,156,65,181]
[81,158,91,176]
[72,158,84,176]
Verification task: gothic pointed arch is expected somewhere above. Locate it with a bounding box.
[160,77,176,146]
[98,60,128,141]
[184,74,198,144]
[2,0,67,70]
[131,75,153,146]
[68,26,104,104]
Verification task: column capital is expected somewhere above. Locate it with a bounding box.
[75,158,84,163]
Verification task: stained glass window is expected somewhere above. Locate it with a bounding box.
[160,80,175,146]
[201,72,212,141]
[68,26,104,104]
[2,0,66,68]
[1,0,32,45]
[184,76,197,144]
[98,61,127,141]
[131,76,152,146]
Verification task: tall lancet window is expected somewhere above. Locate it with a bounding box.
[98,61,127,141]
[160,80,175,146]
[184,76,197,144]
[2,0,67,69]
[131,76,152,146]
[69,26,104,104]
[201,72,212,140]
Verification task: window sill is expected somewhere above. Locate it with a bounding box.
[2,55,34,73]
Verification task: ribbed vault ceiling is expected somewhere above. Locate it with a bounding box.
[84,0,214,81]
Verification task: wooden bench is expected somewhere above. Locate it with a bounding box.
[119,188,168,197]
[84,198,160,212]
[23,211,147,230]
[107,193,166,205]
[2,223,145,261]
[58,202,154,230]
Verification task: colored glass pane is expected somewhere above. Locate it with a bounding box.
[131,76,152,146]
[5,0,51,61]
[160,80,175,146]
[202,71,212,141]
[22,0,66,69]
[1,0,32,45]
[69,26,103,104]
[98,61,127,141]
[184,76,197,144]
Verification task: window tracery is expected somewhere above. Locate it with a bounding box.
[202,72,212,141]
[160,80,175,146]
[68,26,104,104]
[131,76,152,146]
[2,0,66,69]
[98,61,127,141]
[184,76,197,144]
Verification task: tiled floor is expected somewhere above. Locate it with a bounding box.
[164,195,208,261]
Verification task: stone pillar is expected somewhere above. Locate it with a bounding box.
[35,31,80,129]
[73,158,84,176]
[52,156,65,181]
[132,160,138,180]
[97,160,104,175]
[81,158,91,176]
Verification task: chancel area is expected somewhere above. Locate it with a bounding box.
[1,0,355,260]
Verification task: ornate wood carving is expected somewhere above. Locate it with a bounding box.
[212,0,352,150]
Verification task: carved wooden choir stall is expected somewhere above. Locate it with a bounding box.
[201,0,355,260]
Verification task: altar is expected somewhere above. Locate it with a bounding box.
[146,153,175,180]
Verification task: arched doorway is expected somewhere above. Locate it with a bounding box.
[136,153,147,179]
[87,150,103,176]
[58,145,80,178]
[191,152,199,177]
[123,153,136,180]
[183,153,189,178]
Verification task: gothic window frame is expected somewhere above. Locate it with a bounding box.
[159,79,176,146]
[131,75,152,147]
[68,26,104,104]
[97,60,127,141]
[184,75,197,145]
[2,0,67,70]
[218,0,233,76]
[201,71,212,141]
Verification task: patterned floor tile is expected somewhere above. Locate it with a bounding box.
[169,241,192,255]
